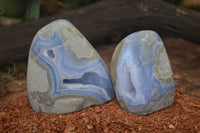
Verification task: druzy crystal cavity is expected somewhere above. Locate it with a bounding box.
[27,19,115,114]
[111,30,174,115]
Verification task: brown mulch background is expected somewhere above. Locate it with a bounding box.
[0,39,200,132]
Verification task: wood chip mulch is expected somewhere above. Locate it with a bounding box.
[0,89,200,133]
[0,39,200,132]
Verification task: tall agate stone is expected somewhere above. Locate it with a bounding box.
[111,30,174,115]
[27,19,115,114]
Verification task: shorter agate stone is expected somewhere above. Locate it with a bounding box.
[27,19,115,114]
[111,30,174,115]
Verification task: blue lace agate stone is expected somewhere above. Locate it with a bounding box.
[27,19,115,114]
[111,30,174,115]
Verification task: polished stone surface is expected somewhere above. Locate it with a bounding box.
[111,30,174,115]
[27,19,115,114]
